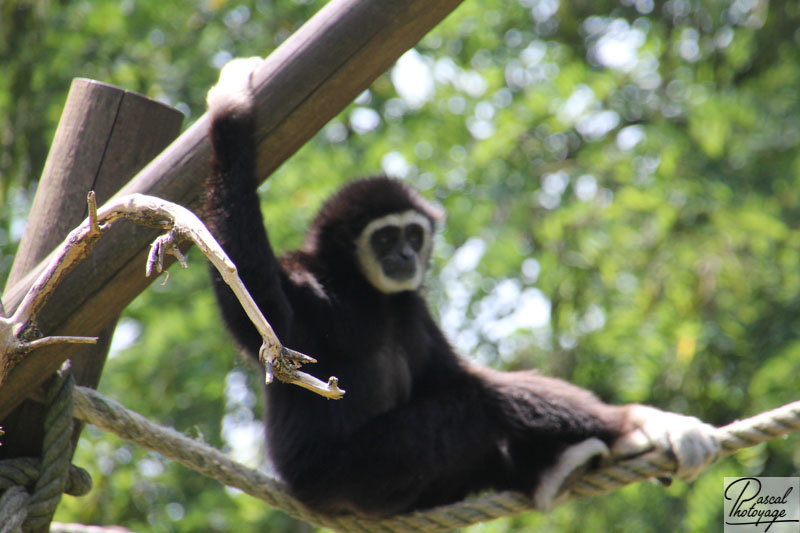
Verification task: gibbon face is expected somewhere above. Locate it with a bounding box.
[355,210,434,293]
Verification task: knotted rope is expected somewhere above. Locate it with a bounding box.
[68,385,800,532]
[0,364,92,533]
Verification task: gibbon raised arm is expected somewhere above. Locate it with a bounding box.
[203,58,719,517]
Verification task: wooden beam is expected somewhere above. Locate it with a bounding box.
[0,79,182,460]
[0,0,465,419]
[5,79,182,288]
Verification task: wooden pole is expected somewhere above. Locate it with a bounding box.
[0,79,182,460]
[0,0,464,420]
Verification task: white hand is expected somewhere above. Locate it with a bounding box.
[207,56,264,115]
[613,405,719,480]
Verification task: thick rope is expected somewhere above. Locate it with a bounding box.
[0,365,92,533]
[564,400,800,501]
[0,457,92,497]
[69,385,800,532]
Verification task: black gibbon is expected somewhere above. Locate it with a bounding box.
[204,58,718,516]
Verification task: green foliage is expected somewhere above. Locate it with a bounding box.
[2,0,800,531]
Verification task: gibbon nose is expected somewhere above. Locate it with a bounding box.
[398,243,415,260]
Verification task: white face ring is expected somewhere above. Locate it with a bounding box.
[355,210,433,293]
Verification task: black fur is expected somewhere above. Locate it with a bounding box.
[205,103,635,516]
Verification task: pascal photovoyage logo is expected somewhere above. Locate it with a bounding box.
[724,477,800,533]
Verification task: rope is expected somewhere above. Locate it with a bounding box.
[69,385,800,532]
[565,400,800,501]
[4,368,794,531]
[0,458,92,497]
[0,365,92,533]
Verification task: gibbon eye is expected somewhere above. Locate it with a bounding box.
[371,226,401,255]
[406,224,424,251]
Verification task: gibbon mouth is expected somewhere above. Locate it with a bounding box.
[383,261,416,280]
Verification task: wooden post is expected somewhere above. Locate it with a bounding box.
[0,0,464,420]
[0,79,182,461]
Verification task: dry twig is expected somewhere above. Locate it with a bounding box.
[1,192,344,399]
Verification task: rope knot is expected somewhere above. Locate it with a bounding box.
[0,363,93,532]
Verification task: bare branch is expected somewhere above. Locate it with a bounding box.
[118,193,345,398]
[23,336,100,351]
[1,192,345,399]
[9,192,109,332]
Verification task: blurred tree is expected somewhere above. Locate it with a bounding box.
[2,0,800,531]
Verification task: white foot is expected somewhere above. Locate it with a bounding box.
[534,437,609,510]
